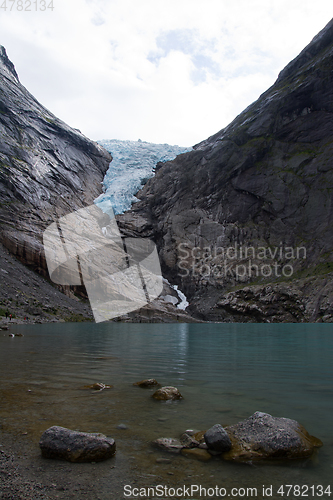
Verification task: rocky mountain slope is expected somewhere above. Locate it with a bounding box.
[118,18,333,322]
[0,47,195,323]
[0,46,112,275]
[0,45,113,322]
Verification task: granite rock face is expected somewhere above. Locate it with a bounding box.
[0,46,111,275]
[39,426,116,462]
[118,19,333,322]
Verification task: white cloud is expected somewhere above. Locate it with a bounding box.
[0,0,332,145]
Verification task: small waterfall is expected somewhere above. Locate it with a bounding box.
[173,284,189,310]
[163,278,189,310]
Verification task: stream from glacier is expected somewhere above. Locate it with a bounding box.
[1,322,332,497]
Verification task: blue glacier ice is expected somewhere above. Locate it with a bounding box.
[94,139,191,215]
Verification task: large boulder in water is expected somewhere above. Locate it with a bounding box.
[223,412,322,462]
[39,426,116,463]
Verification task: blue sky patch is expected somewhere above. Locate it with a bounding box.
[148,28,220,84]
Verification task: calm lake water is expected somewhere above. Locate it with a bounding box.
[1,322,332,497]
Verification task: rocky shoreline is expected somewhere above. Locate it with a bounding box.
[35,410,322,466]
[0,405,323,499]
[0,381,324,499]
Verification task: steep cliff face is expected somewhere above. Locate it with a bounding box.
[0,46,112,274]
[0,47,196,323]
[118,19,333,322]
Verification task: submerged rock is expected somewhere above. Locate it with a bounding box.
[192,430,206,444]
[133,378,160,388]
[81,383,113,391]
[180,432,200,448]
[223,412,323,462]
[155,457,172,464]
[204,424,232,453]
[39,426,116,462]
[116,423,128,430]
[153,438,183,454]
[181,448,212,461]
[152,386,183,400]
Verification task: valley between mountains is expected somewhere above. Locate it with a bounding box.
[2,19,333,323]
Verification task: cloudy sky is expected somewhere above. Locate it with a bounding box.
[1,0,332,146]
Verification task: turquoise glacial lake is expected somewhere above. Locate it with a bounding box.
[0,323,332,496]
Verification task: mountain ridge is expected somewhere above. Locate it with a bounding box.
[0,46,19,82]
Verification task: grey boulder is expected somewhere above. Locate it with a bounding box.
[224,412,323,462]
[204,424,232,453]
[39,426,116,462]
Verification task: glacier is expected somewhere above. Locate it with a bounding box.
[94,139,191,216]
[93,138,191,312]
